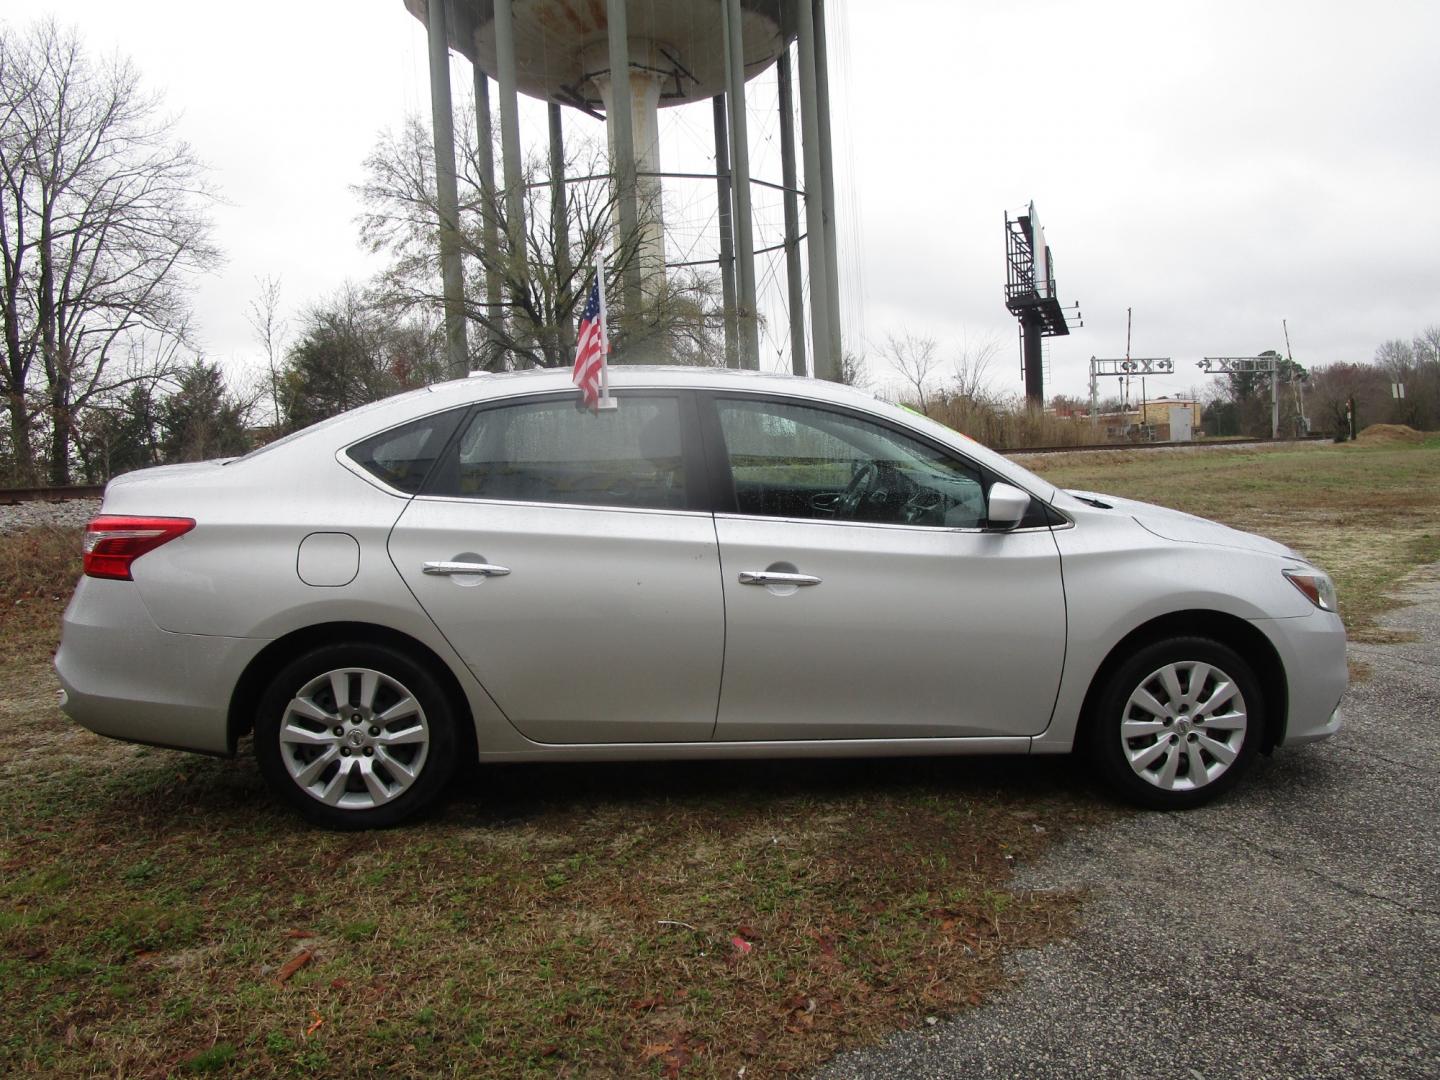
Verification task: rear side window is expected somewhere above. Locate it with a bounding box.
[347,408,464,494]
[428,395,687,511]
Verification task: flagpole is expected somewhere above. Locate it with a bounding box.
[595,254,617,410]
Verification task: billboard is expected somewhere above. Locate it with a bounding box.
[1030,201,1050,299]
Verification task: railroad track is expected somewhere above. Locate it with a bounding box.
[0,485,105,505]
[1004,435,1327,456]
[0,437,1327,503]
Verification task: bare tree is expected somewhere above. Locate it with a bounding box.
[355,112,726,372]
[838,350,869,389]
[881,332,940,413]
[1415,325,1440,367]
[245,274,288,429]
[952,329,1000,403]
[1308,361,1389,437]
[0,20,220,484]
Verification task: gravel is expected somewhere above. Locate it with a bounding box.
[0,498,100,535]
[821,564,1440,1080]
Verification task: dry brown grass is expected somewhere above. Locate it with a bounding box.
[0,525,81,672]
[0,527,1111,1078]
[7,436,1435,1075]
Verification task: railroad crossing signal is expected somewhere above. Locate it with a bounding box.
[1197,356,1283,439]
[1087,358,1173,432]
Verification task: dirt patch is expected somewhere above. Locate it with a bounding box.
[1354,423,1428,445]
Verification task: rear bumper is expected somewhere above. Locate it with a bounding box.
[1252,609,1347,747]
[55,577,267,755]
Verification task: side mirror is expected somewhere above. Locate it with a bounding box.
[986,482,1031,531]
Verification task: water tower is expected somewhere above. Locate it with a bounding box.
[404,0,844,379]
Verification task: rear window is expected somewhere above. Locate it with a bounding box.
[427,395,687,510]
[346,408,465,493]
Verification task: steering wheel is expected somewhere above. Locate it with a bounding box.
[902,490,946,525]
[835,461,879,519]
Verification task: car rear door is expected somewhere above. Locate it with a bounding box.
[703,393,1067,741]
[387,390,724,744]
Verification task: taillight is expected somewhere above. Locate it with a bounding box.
[83,516,195,580]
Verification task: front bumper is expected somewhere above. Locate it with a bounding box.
[55,577,268,755]
[1252,608,1347,747]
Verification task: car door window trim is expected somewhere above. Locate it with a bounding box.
[695,389,1064,529]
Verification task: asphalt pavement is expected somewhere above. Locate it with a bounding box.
[822,564,1440,1080]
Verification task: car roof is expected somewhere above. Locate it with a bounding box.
[424,365,881,407]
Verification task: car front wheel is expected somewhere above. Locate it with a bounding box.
[1090,636,1263,810]
[255,643,460,829]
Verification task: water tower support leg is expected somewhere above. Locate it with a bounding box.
[494,0,529,362]
[549,104,574,360]
[795,0,835,380]
[777,50,807,377]
[712,96,739,369]
[425,0,469,379]
[605,0,642,318]
[812,0,843,369]
[722,0,760,369]
[473,68,503,364]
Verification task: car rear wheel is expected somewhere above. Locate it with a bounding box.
[255,643,460,829]
[1090,636,1263,810]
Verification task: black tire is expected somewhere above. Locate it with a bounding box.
[1089,636,1264,810]
[255,642,461,829]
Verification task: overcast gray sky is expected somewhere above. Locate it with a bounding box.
[7,0,1438,404]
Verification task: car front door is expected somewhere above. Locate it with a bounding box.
[387,391,724,744]
[704,393,1066,741]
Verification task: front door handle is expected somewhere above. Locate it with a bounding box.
[423,561,511,577]
[738,570,822,587]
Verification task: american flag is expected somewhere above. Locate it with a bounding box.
[571,269,608,409]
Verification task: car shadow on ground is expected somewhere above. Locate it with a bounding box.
[449,754,1091,825]
[73,738,1109,835]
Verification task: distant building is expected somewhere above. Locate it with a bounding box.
[1137,397,1201,431]
[1059,396,1203,442]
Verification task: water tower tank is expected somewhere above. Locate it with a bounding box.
[406,1,793,105]
[406,1,795,294]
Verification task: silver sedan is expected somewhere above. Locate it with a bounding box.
[56,369,1346,828]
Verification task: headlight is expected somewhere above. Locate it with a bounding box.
[1283,568,1338,613]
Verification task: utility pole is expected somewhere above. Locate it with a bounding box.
[1124,307,1133,417]
[1284,318,1307,434]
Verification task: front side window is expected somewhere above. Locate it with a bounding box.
[429,395,688,511]
[715,397,987,527]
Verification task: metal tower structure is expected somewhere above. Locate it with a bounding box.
[1088,357,1173,434]
[407,0,844,381]
[1197,356,1282,438]
[1004,202,1076,405]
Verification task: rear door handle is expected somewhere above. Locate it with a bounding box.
[422,561,511,577]
[738,571,821,587]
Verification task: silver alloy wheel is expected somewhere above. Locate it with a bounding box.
[278,666,431,810]
[1119,660,1248,792]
